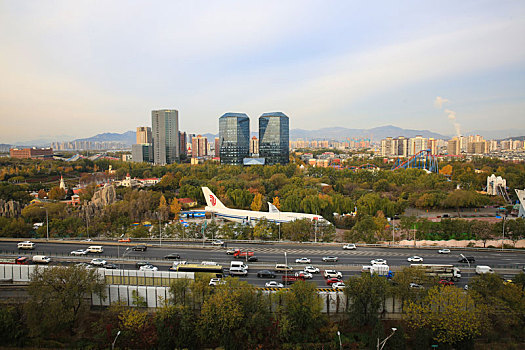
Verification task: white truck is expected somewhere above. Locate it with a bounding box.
[231,261,248,271]
[475,265,494,274]
[32,255,51,264]
[410,264,462,281]
[370,264,394,278]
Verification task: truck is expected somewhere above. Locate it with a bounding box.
[410,264,462,281]
[281,275,305,285]
[0,257,29,265]
[475,265,494,274]
[370,264,394,279]
[230,261,248,271]
[233,249,254,259]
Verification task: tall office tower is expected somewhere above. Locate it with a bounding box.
[152,109,179,165]
[132,144,153,163]
[250,136,259,155]
[259,112,289,165]
[179,131,187,157]
[136,127,152,144]
[219,113,250,165]
[191,135,208,158]
[214,137,220,157]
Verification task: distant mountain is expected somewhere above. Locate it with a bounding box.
[499,135,525,141]
[75,131,136,144]
[466,129,525,140]
[290,125,448,141]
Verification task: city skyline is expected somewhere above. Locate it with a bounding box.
[1,1,525,144]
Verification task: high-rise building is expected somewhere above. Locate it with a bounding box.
[136,127,152,144]
[408,135,427,156]
[214,137,220,157]
[447,137,460,155]
[250,136,259,155]
[132,144,153,163]
[152,109,179,165]
[191,135,208,158]
[259,112,289,165]
[219,113,250,165]
[179,131,187,157]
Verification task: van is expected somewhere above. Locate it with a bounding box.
[475,265,494,274]
[231,261,248,270]
[32,255,51,264]
[229,267,248,276]
[275,264,293,273]
[86,246,104,253]
[17,241,35,250]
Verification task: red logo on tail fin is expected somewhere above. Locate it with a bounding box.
[210,195,216,206]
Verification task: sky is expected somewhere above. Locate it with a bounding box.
[1,1,525,144]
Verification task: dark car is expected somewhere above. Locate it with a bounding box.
[458,256,475,263]
[248,256,258,262]
[104,263,119,269]
[132,245,147,252]
[164,253,181,259]
[257,270,276,278]
[136,261,151,268]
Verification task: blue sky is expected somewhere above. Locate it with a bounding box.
[1,1,525,143]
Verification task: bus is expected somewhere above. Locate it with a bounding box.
[174,264,224,278]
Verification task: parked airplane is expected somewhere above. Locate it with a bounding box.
[202,187,326,225]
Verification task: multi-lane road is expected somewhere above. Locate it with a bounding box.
[1,240,524,288]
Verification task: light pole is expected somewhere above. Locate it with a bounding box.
[278,223,281,241]
[501,214,507,251]
[40,207,49,241]
[337,330,343,350]
[391,218,395,245]
[111,330,121,350]
[460,253,471,268]
[377,328,397,350]
[284,252,288,286]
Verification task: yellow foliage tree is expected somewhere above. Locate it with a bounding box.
[272,196,281,210]
[158,195,169,221]
[170,198,182,219]
[250,193,263,211]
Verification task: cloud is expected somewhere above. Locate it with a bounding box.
[445,109,461,137]
[434,96,449,109]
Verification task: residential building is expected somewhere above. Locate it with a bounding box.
[408,135,427,156]
[179,131,187,157]
[447,138,460,155]
[259,112,289,165]
[152,109,179,165]
[136,127,152,144]
[214,137,220,158]
[250,136,259,155]
[191,135,208,158]
[219,112,250,165]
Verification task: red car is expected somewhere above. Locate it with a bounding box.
[439,279,454,286]
[326,278,342,286]
[118,238,131,243]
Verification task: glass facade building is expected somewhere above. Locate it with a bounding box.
[219,113,250,165]
[152,109,179,165]
[259,112,289,165]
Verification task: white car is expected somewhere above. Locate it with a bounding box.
[322,256,339,262]
[265,281,284,288]
[70,249,88,256]
[211,240,224,246]
[295,257,311,264]
[438,249,451,254]
[343,243,356,250]
[304,265,320,273]
[332,282,346,290]
[90,258,106,266]
[209,278,223,286]
[407,256,424,262]
[370,259,387,265]
[295,271,313,279]
[139,264,158,271]
[324,269,343,279]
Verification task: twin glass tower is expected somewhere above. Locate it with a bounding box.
[219,112,289,165]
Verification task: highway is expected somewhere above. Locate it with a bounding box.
[1,240,524,288]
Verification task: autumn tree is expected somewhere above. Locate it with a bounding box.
[157,195,169,221]
[272,196,281,210]
[25,265,106,338]
[471,220,493,247]
[170,198,182,219]
[250,192,263,211]
[404,285,483,346]
[345,273,390,326]
[37,189,47,199]
[48,186,66,200]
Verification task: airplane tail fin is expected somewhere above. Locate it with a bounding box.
[268,202,280,213]
[202,187,227,209]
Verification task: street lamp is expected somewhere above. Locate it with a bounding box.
[284,252,288,286]
[337,330,343,350]
[460,253,471,268]
[501,214,507,251]
[40,207,49,241]
[111,330,121,350]
[377,328,397,350]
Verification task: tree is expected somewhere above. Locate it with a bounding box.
[170,198,182,219]
[391,266,435,308]
[250,192,263,211]
[157,195,169,221]
[345,273,389,326]
[25,265,106,338]
[404,286,483,346]
[278,281,325,343]
[37,189,47,199]
[272,196,281,210]
[48,186,66,200]
[117,308,157,348]
[471,220,493,247]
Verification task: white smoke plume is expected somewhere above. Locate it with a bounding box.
[445,109,461,137]
[434,96,449,109]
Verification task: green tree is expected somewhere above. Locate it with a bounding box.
[404,285,483,346]
[48,186,66,200]
[345,273,389,326]
[25,265,106,338]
